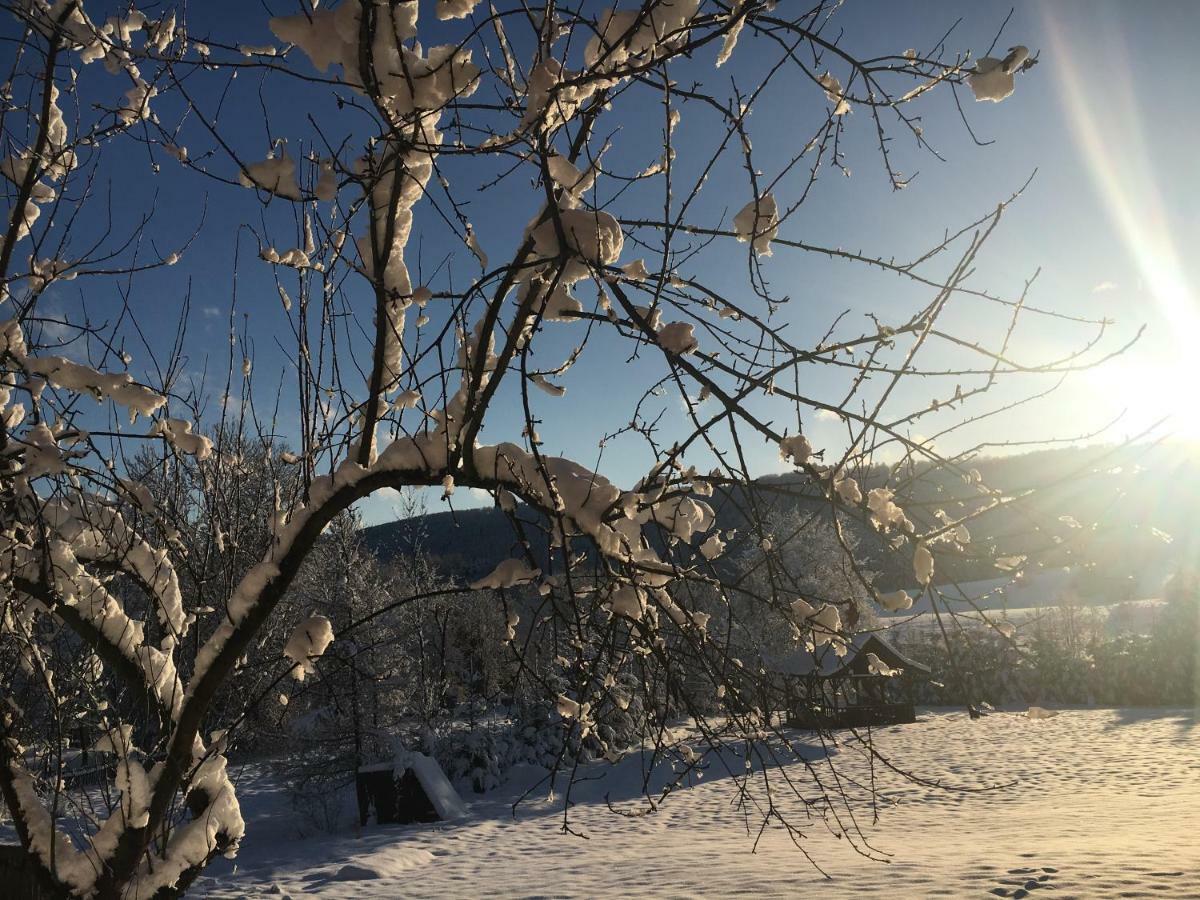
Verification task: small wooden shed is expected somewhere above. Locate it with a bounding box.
[768,632,930,729]
[356,752,468,827]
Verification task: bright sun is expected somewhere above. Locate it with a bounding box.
[1048,21,1200,446]
[1086,357,1200,442]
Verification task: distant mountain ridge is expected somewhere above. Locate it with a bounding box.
[361,442,1199,595]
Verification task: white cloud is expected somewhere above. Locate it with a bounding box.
[353,488,407,526]
[1091,281,1118,294]
[815,408,844,422]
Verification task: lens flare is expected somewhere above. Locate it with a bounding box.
[1043,12,1200,440]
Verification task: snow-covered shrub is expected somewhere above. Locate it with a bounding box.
[896,575,1197,709]
[429,726,511,794]
[279,753,356,836]
[1151,571,1199,706]
[589,672,650,759]
[511,698,569,769]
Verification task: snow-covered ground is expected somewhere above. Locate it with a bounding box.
[197,707,1199,899]
[887,598,1168,637]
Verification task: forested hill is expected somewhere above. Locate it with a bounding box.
[362,505,545,585]
[361,442,1198,596]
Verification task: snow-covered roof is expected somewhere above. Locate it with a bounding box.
[765,632,930,678]
[359,752,469,820]
[406,753,468,820]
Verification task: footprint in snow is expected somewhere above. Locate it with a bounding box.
[989,865,1057,896]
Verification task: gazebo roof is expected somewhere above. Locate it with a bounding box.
[764,631,930,679]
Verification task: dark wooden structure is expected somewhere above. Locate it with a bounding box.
[356,763,439,826]
[0,845,61,899]
[355,752,467,827]
[769,633,930,729]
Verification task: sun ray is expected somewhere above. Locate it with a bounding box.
[1044,12,1200,439]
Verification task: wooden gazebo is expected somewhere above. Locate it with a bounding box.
[767,632,930,729]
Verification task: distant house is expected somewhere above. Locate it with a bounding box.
[766,632,930,728]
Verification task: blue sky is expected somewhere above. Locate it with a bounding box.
[16,1,1199,525]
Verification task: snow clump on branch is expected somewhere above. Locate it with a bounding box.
[779,434,812,466]
[790,597,847,656]
[968,46,1030,102]
[470,558,540,590]
[866,652,901,677]
[877,589,913,612]
[818,72,851,115]
[240,152,302,200]
[657,321,698,355]
[733,194,779,256]
[283,615,335,680]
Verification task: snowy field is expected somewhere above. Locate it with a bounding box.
[197,708,1198,899]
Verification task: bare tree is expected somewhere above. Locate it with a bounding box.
[0,1,1129,896]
